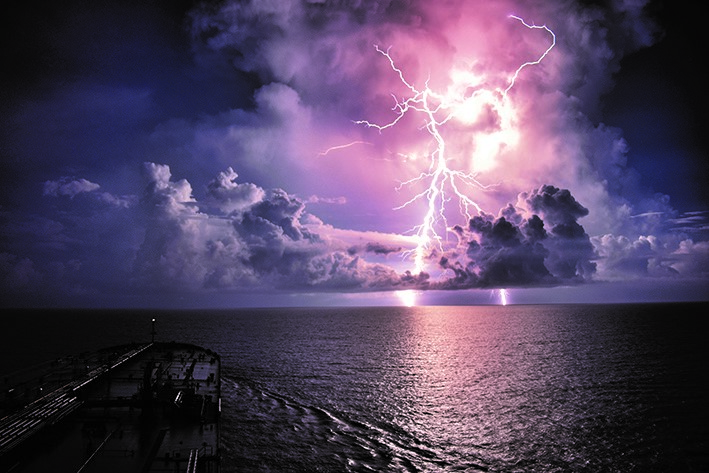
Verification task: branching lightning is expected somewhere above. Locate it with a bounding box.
[356,15,556,273]
[504,16,557,95]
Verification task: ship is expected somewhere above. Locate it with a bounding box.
[0,328,221,473]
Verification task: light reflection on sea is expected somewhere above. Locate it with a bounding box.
[1,303,707,471]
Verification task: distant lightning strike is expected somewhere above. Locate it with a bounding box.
[499,288,509,306]
[356,15,556,273]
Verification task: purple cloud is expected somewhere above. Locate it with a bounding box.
[44,178,100,198]
[1,0,707,306]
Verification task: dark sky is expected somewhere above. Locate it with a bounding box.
[3,0,705,189]
[1,0,707,307]
[601,0,709,212]
[3,0,705,211]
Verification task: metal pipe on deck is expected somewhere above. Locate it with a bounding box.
[0,344,152,459]
[186,448,199,473]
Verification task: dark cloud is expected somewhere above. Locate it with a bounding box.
[0,159,704,307]
[468,215,554,287]
[128,164,423,294]
[523,185,589,225]
[1,0,707,306]
[365,242,403,255]
[433,186,596,289]
[237,189,312,242]
[0,253,42,292]
[521,185,597,280]
[347,242,403,256]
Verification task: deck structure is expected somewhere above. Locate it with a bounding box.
[0,342,220,473]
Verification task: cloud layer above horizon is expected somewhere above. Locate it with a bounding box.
[1,0,707,306]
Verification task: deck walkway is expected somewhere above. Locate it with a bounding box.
[0,343,152,458]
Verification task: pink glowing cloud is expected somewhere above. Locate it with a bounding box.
[2,0,707,306]
[166,0,704,292]
[186,0,657,235]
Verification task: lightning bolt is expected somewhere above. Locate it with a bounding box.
[318,140,373,157]
[505,16,557,96]
[499,288,509,306]
[356,15,556,274]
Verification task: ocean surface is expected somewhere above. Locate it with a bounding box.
[1,303,707,472]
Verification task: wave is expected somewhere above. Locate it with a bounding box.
[219,374,490,472]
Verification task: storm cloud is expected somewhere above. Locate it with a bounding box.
[130,163,422,294]
[1,0,707,306]
[435,185,596,289]
[19,163,603,299]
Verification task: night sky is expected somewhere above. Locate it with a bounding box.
[1,0,707,308]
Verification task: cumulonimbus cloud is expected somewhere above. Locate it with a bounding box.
[131,164,600,293]
[2,0,707,305]
[434,185,596,289]
[131,163,427,293]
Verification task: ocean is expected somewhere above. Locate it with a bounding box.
[1,303,707,472]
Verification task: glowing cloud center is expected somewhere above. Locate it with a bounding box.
[356,15,556,273]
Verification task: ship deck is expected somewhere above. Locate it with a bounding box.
[0,342,220,473]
